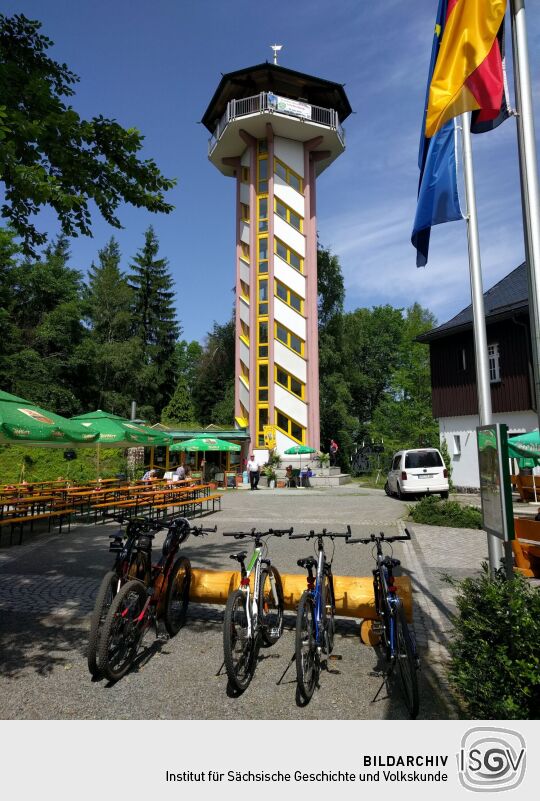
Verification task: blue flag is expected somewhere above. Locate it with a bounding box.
[411,0,462,267]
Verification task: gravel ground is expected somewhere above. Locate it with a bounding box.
[0,486,474,720]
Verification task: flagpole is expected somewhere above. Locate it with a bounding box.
[461,111,502,574]
[510,0,540,430]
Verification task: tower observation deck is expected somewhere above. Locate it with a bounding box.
[202,62,351,455]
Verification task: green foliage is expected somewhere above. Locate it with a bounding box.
[445,565,540,718]
[129,226,180,418]
[0,14,175,254]
[439,437,454,491]
[409,495,482,528]
[191,316,235,425]
[0,444,126,483]
[161,377,196,425]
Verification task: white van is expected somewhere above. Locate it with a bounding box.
[385,448,449,499]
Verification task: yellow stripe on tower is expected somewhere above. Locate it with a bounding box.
[425,0,506,138]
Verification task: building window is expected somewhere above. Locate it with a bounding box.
[274,238,303,272]
[275,280,303,314]
[275,408,305,444]
[275,198,303,232]
[461,348,467,371]
[275,365,304,398]
[275,322,304,356]
[241,166,250,183]
[258,197,268,233]
[258,279,268,315]
[258,236,268,273]
[488,343,501,383]
[453,434,461,456]
[240,361,249,386]
[240,241,250,261]
[274,157,303,194]
[258,156,268,194]
[240,202,249,222]
[240,280,249,301]
[240,320,249,344]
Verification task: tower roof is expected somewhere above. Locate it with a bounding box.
[202,62,352,133]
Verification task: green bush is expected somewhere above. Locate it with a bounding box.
[409,494,482,528]
[0,445,128,483]
[444,565,540,718]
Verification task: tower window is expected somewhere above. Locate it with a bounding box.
[275,198,303,232]
[274,157,303,194]
[274,238,303,272]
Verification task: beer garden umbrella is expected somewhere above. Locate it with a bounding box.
[170,437,240,452]
[0,390,99,446]
[70,410,173,477]
[284,444,317,482]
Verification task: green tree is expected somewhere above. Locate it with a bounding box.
[0,14,175,254]
[84,237,140,414]
[369,303,438,453]
[192,317,235,425]
[161,378,196,425]
[2,235,88,414]
[129,227,180,419]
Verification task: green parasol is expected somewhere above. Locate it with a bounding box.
[170,437,240,452]
[0,390,99,446]
[284,444,317,485]
[507,429,540,464]
[70,410,173,447]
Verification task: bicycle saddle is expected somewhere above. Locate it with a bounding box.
[230,551,247,562]
[297,556,317,570]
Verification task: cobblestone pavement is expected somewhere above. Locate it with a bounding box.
[0,486,488,719]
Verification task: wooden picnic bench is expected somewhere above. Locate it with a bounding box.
[512,517,540,578]
[513,473,540,502]
[0,506,75,546]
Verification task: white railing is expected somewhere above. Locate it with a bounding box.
[209,92,345,154]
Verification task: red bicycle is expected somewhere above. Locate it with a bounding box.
[98,518,216,681]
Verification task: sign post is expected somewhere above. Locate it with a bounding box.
[476,423,515,578]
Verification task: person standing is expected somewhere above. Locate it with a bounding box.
[246,453,260,490]
[329,438,339,467]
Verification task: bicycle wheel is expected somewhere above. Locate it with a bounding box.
[87,571,119,678]
[295,591,318,703]
[223,590,256,692]
[395,605,419,719]
[259,566,284,646]
[321,572,335,654]
[98,580,147,682]
[163,557,191,636]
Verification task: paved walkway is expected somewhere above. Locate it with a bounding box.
[0,486,488,719]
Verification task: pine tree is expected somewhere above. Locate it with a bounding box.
[84,238,140,415]
[129,227,180,419]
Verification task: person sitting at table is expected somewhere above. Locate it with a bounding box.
[142,468,157,482]
[175,463,186,480]
[285,464,296,488]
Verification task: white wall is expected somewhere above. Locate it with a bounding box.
[240,182,250,205]
[439,410,538,488]
[240,221,250,245]
[239,339,249,369]
[239,258,250,286]
[274,384,308,427]
[239,297,249,325]
[275,428,297,454]
[274,297,306,340]
[238,378,250,412]
[274,214,305,257]
[274,340,306,383]
[274,255,305,298]
[274,136,304,177]
[241,148,250,167]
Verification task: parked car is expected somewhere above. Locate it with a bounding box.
[385,448,449,499]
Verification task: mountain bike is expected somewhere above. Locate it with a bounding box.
[347,527,419,718]
[222,527,291,692]
[87,515,163,678]
[98,518,216,682]
[290,528,350,703]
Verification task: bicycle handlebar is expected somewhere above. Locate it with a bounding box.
[289,526,351,540]
[223,528,291,539]
[190,524,217,536]
[347,528,412,545]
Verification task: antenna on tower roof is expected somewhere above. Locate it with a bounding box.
[270,44,283,65]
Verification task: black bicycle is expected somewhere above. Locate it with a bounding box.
[347,528,419,718]
[290,528,350,703]
[222,528,290,693]
[98,518,216,682]
[87,515,163,678]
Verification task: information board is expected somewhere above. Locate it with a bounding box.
[476,423,515,541]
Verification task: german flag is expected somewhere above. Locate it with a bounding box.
[425,0,508,138]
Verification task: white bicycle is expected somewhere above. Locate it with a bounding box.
[222,527,290,692]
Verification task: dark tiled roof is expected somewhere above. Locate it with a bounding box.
[419,262,528,342]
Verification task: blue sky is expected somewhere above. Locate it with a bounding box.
[4,0,540,341]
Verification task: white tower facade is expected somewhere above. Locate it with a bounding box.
[202,64,351,454]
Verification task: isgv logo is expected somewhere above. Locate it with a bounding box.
[457,727,526,792]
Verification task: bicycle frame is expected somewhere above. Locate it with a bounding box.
[238,544,279,640]
[373,550,401,658]
[311,547,326,645]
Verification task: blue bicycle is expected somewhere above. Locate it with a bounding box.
[290,528,350,703]
[347,528,419,718]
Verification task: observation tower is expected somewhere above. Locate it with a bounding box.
[202,59,351,455]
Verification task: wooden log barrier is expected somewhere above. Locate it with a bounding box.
[189,568,413,623]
